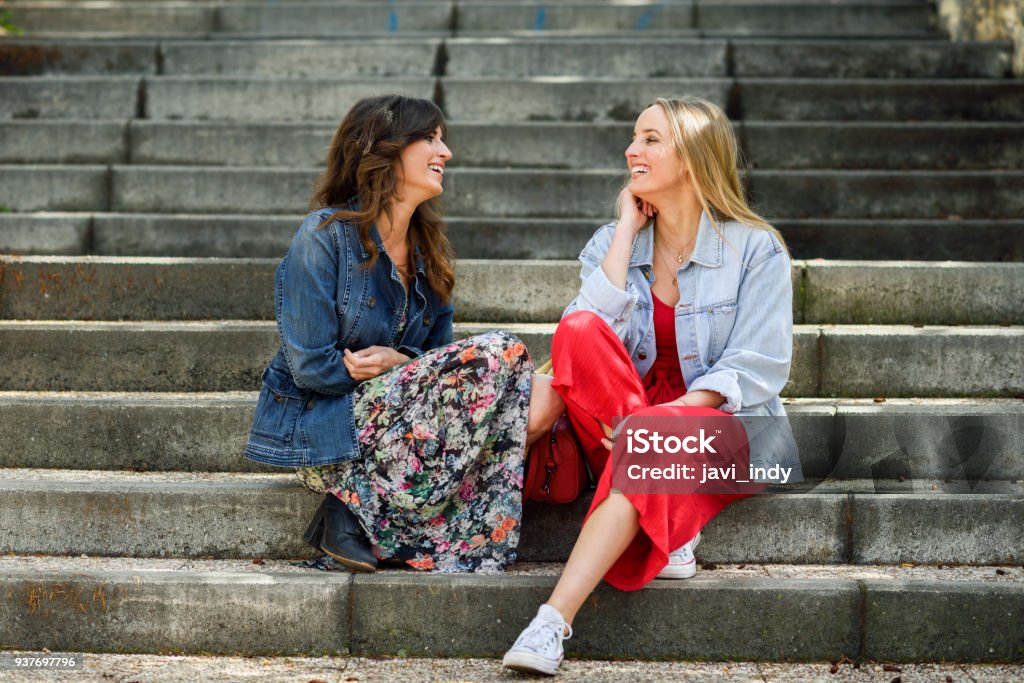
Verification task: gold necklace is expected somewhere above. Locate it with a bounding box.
[654,241,680,286]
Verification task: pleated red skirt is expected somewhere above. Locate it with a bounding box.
[550,305,752,591]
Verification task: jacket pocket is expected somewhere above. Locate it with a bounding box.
[706,299,738,364]
[249,365,306,446]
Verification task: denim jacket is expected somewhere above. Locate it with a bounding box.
[243,208,454,468]
[565,211,803,480]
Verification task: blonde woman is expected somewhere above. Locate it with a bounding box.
[503,96,803,675]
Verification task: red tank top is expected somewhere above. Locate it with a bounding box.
[643,290,688,405]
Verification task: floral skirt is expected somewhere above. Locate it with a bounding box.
[296,331,533,573]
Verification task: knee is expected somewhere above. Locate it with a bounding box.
[554,311,605,345]
[476,330,532,370]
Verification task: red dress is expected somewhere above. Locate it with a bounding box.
[550,293,752,591]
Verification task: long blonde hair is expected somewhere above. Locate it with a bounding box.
[652,96,786,249]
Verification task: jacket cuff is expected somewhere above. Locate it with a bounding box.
[397,344,423,359]
[687,373,741,414]
[579,264,637,323]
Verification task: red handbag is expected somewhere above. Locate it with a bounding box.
[524,415,588,505]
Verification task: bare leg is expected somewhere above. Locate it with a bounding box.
[525,373,566,447]
[546,492,640,626]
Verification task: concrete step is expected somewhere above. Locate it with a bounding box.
[0,468,1021,566]
[0,556,1019,661]
[0,76,139,120]
[50,166,1021,218]
[8,120,1017,170]
[738,78,1024,121]
[0,653,1012,683]
[0,321,1020,397]
[1,393,1020,480]
[3,214,1023,262]
[456,2,933,35]
[0,40,158,76]
[0,166,108,212]
[6,2,454,35]
[160,39,441,77]
[444,38,1010,79]
[143,76,435,121]
[1,257,1020,326]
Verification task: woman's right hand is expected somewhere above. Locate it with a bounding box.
[616,187,656,236]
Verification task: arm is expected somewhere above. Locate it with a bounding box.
[276,218,360,396]
[685,241,793,413]
[562,188,654,339]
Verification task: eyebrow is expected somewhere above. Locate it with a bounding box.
[633,129,662,135]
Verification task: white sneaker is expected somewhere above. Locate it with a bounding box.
[657,531,702,579]
[502,604,572,676]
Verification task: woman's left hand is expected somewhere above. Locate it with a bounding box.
[343,346,411,380]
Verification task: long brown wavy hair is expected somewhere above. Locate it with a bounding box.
[311,95,455,302]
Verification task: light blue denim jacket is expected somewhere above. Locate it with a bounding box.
[565,211,803,480]
[243,207,454,468]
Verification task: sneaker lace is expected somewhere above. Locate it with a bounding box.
[517,619,572,654]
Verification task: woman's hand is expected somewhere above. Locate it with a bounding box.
[616,186,656,236]
[343,346,411,380]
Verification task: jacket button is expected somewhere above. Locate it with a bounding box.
[274,395,284,403]
[638,351,647,360]
[305,399,316,410]
[424,316,432,326]
[367,296,376,308]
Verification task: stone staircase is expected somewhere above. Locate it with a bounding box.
[1,0,1022,666]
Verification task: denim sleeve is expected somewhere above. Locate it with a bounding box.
[562,225,638,340]
[687,247,793,413]
[277,219,359,396]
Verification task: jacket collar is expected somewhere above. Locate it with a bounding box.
[629,210,723,269]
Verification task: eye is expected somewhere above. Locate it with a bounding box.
[646,137,658,144]
[424,134,435,143]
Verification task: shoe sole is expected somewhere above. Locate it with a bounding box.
[321,545,377,573]
[502,651,561,676]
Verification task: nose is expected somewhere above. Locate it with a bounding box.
[438,139,452,161]
[625,139,640,159]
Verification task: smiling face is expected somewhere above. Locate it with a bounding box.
[625,105,688,203]
[396,126,452,205]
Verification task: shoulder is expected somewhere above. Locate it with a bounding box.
[719,219,787,269]
[291,208,359,253]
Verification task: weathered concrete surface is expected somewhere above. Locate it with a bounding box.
[751,171,1024,219]
[731,39,1012,78]
[144,77,435,121]
[455,3,695,32]
[217,2,453,34]
[440,78,731,122]
[738,79,1024,121]
[0,568,350,655]
[161,39,441,77]
[696,3,935,34]
[445,39,726,78]
[6,3,215,34]
[0,121,126,164]
[127,121,333,167]
[777,218,1024,263]
[940,0,1024,75]
[827,401,1024,482]
[0,40,157,75]
[802,261,1024,325]
[92,213,300,258]
[0,392,273,473]
[743,122,1024,170]
[0,77,139,119]
[0,166,108,212]
[865,581,1024,662]
[852,494,1024,565]
[0,256,277,321]
[0,213,90,255]
[350,573,859,661]
[818,326,1024,398]
[111,166,318,213]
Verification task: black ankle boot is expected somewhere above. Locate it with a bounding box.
[303,494,377,572]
